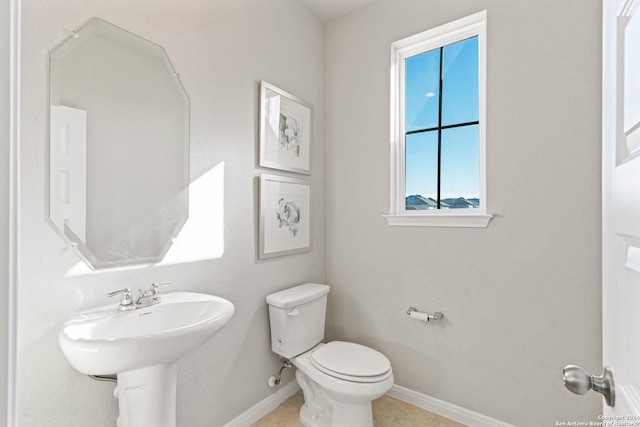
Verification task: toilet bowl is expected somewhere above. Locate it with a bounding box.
[266,284,394,427]
[293,342,393,427]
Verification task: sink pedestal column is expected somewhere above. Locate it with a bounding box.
[116,362,178,427]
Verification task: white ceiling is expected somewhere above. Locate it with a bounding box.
[298,0,376,22]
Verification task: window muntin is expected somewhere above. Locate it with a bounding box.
[404,36,479,211]
[387,10,491,227]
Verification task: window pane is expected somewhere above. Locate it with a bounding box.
[442,36,478,126]
[405,131,438,210]
[405,49,440,132]
[440,125,479,209]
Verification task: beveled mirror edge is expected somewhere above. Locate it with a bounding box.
[48,17,191,270]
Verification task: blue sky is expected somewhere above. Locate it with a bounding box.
[405,36,479,200]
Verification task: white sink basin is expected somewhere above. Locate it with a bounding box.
[59,292,235,375]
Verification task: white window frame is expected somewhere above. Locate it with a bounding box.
[385,10,492,228]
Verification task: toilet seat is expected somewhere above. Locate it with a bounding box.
[310,341,392,383]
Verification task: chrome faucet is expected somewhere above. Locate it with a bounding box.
[107,282,171,311]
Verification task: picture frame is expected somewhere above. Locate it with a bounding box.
[259,80,312,175]
[259,173,311,259]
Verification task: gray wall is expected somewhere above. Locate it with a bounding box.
[18,1,325,425]
[17,0,604,426]
[324,1,603,425]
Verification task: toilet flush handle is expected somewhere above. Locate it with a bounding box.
[287,309,299,317]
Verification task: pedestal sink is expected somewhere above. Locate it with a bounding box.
[59,292,234,427]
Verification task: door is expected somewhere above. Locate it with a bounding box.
[603,0,640,416]
[564,0,640,411]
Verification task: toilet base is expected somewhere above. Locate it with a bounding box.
[296,369,376,427]
[297,369,332,427]
[300,402,331,427]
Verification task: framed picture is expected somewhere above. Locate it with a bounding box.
[259,81,312,175]
[259,174,311,259]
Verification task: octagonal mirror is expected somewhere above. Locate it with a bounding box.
[49,18,189,269]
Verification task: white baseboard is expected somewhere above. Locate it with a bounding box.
[222,381,513,427]
[387,385,515,427]
[222,381,300,427]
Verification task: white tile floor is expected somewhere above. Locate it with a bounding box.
[251,391,468,427]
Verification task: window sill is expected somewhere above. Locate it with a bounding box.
[383,213,493,228]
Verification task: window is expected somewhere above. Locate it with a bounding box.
[385,11,492,228]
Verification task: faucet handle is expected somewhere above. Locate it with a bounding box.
[106,288,134,310]
[151,281,171,290]
[150,282,171,301]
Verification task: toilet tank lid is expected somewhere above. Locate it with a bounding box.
[266,283,330,309]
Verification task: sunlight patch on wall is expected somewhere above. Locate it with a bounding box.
[160,162,225,265]
[65,161,225,276]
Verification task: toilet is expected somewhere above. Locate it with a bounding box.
[266,283,393,427]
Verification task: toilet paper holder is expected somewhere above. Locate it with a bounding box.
[407,306,443,322]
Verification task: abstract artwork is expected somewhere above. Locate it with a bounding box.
[259,174,311,259]
[259,81,312,175]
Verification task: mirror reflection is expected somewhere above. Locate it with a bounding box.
[49,17,190,269]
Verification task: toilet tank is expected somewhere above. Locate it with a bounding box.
[266,283,330,358]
